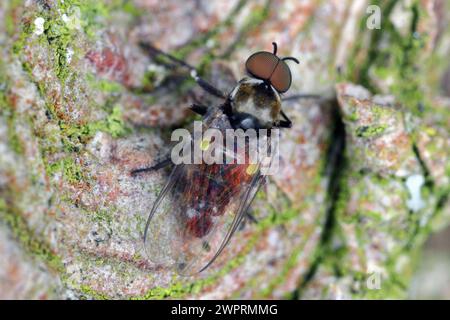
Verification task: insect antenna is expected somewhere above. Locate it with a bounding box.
[282,57,300,64]
[272,42,278,55]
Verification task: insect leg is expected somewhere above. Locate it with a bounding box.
[279,94,327,127]
[130,157,172,176]
[140,42,226,99]
[276,121,292,128]
[192,74,227,99]
[275,109,292,128]
[246,211,259,224]
[238,211,258,231]
[189,103,208,116]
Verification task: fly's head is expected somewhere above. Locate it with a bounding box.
[226,42,299,130]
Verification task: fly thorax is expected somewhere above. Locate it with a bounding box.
[228,78,281,129]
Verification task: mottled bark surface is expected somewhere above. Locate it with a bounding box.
[0,0,449,299]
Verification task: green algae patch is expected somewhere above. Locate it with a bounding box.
[88,105,130,138]
[0,198,64,273]
[0,80,25,155]
[46,156,85,184]
[355,124,387,138]
[55,104,129,153]
[86,73,123,93]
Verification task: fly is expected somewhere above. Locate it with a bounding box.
[131,42,319,274]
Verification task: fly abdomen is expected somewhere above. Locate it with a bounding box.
[185,212,213,238]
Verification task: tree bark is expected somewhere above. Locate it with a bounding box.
[0,0,449,299]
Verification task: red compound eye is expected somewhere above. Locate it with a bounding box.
[269,59,292,93]
[245,42,299,93]
[245,51,279,81]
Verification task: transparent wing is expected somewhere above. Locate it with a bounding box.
[143,110,276,274]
